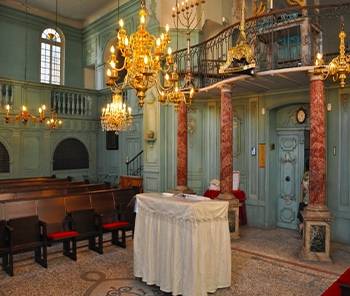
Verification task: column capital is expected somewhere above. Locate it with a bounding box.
[309,68,326,82]
[219,83,233,94]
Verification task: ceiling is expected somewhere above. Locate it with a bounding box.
[26,0,116,21]
[0,0,129,27]
[196,66,318,100]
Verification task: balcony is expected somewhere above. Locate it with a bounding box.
[173,3,350,89]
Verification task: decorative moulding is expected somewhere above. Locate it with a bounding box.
[145,130,156,146]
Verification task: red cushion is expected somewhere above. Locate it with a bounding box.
[103,221,129,230]
[47,231,79,240]
[203,190,220,199]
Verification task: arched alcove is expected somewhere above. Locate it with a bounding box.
[0,142,10,173]
[53,138,89,170]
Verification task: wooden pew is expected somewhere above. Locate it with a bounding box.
[0,176,56,184]
[0,185,107,203]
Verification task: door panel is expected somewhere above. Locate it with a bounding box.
[277,132,304,230]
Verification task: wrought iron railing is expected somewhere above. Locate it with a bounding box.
[126,150,143,176]
[173,3,350,88]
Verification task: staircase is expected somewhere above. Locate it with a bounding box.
[119,150,144,192]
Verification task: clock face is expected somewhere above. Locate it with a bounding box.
[296,108,306,124]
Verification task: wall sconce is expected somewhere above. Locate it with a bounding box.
[326,103,332,112]
[261,107,266,115]
[222,16,227,25]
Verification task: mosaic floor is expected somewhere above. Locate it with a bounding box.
[0,227,348,296]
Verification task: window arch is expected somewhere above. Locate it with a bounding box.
[40,28,64,85]
[53,138,89,170]
[0,142,10,173]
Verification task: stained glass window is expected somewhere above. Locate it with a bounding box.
[40,28,63,85]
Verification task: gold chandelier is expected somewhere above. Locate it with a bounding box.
[162,0,205,110]
[106,0,179,107]
[101,90,133,133]
[314,22,350,88]
[46,111,63,129]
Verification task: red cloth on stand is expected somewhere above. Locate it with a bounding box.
[233,190,247,225]
[203,190,220,199]
[203,189,247,225]
[322,267,350,295]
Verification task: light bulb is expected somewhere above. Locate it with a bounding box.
[167,47,172,55]
[124,37,129,46]
[140,15,146,24]
[156,38,161,47]
[42,105,46,111]
[58,120,62,125]
[316,52,323,61]
[110,60,116,69]
[46,120,50,125]
[107,69,112,77]
[110,45,115,54]
[128,107,132,114]
[175,86,179,92]
[144,55,149,64]
[119,19,124,28]
[22,106,27,112]
[165,73,170,80]
[39,108,42,113]
[160,33,165,40]
[165,24,169,32]
[5,104,10,111]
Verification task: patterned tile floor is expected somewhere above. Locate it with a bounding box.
[0,227,348,296]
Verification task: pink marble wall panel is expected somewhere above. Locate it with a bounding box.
[309,77,326,206]
[220,87,233,193]
[177,101,188,187]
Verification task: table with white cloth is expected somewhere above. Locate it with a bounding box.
[133,192,231,296]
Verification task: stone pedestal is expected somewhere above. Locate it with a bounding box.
[219,84,239,239]
[301,72,331,261]
[302,206,332,262]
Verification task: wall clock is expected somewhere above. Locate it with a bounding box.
[296,107,307,124]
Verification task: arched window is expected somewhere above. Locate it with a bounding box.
[0,142,10,173]
[40,28,64,85]
[53,138,89,170]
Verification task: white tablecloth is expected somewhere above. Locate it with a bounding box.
[133,192,231,296]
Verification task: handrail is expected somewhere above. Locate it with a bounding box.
[174,3,350,55]
[126,150,143,176]
[173,3,350,88]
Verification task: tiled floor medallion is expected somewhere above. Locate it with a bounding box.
[82,271,166,296]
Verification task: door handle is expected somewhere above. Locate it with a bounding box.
[285,176,291,182]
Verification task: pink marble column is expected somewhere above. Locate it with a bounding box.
[177,100,188,189]
[309,74,326,207]
[220,85,233,197]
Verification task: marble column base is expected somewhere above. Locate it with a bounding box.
[170,185,194,194]
[218,192,240,239]
[301,206,332,262]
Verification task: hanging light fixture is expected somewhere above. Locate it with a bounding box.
[46,111,63,129]
[164,0,205,109]
[106,0,179,107]
[314,19,350,88]
[101,90,133,133]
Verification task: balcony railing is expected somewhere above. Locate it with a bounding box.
[173,3,350,88]
[0,78,101,120]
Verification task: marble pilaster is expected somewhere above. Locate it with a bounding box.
[175,101,192,193]
[302,72,331,262]
[218,84,239,238]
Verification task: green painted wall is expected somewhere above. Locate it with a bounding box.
[0,5,84,88]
